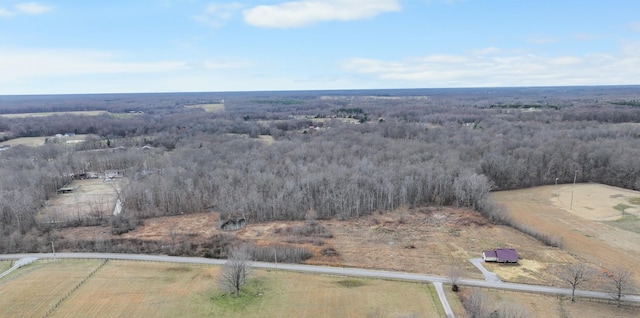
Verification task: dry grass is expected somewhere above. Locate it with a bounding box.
[0,111,107,118]
[185,103,224,112]
[37,178,120,224]
[52,261,219,318]
[202,271,442,318]
[0,134,89,147]
[457,287,640,318]
[0,260,12,273]
[2,259,443,317]
[0,259,103,317]
[492,184,640,284]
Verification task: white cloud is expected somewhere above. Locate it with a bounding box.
[0,48,188,80]
[0,2,53,17]
[243,0,401,28]
[631,22,640,33]
[343,48,640,87]
[14,2,53,15]
[0,7,13,17]
[193,2,243,28]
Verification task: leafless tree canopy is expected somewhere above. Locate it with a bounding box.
[559,262,593,302]
[218,247,251,297]
[2,87,640,256]
[605,268,637,307]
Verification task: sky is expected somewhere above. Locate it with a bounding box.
[0,0,639,95]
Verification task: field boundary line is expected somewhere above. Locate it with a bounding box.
[42,259,109,318]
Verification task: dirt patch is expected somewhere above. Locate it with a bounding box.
[551,184,640,220]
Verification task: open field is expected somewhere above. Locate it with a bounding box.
[58,207,576,286]
[0,110,107,118]
[0,259,104,317]
[460,286,640,318]
[0,134,89,147]
[37,178,120,224]
[185,103,224,112]
[2,260,444,317]
[492,184,640,284]
[0,260,11,273]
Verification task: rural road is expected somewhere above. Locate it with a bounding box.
[2,253,640,306]
[469,258,501,283]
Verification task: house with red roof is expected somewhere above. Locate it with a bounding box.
[482,248,518,263]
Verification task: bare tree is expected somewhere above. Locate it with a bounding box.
[463,288,489,318]
[218,247,251,297]
[605,268,636,307]
[446,261,464,291]
[559,262,592,302]
[494,301,533,318]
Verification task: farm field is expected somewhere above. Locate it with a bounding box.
[37,178,120,224]
[1,260,445,317]
[0,259,104,317]
[492,184,640,284]
[0,110,107,118]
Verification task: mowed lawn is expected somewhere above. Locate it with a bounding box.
[0,259,104,317]
[1,260,444,317]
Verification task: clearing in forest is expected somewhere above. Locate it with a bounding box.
[37,178,120,224]
[0,110,107,118]
[0,134,89,147]
[185,103,225,112]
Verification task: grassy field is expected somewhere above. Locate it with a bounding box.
[0,134,89,147]
[492,184,640,284]
[0,260,12,273]
[0,259,104,317]
[185,103,224,112]
[37,178,119,224]
[0,260,445,317]
[0,110,107,118]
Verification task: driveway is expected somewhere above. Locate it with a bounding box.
[469,258,502,283]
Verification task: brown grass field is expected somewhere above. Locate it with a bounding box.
[37,178,120,224]
[492,184,640,284]
[0,110,107,118]
[1,260,444,317]
[0,134,89,147]
[0,259,104,317]
[185,103,224,112]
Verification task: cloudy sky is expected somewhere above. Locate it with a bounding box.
[1,0,639,94]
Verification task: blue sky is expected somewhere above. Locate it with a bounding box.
[1,0,639,94]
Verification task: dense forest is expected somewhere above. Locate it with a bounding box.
[1,86,639,254]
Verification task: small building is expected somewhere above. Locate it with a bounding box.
[482,250,498,262]
[483,248,518,263]
[57,186,76,194]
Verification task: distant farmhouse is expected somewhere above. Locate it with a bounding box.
[482,248,518,263]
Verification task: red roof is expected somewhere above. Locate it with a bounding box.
[495,248,518,262]
[483,250,497,257]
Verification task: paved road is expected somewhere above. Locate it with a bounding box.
[2,253,640,305]
[433,282,455,318]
